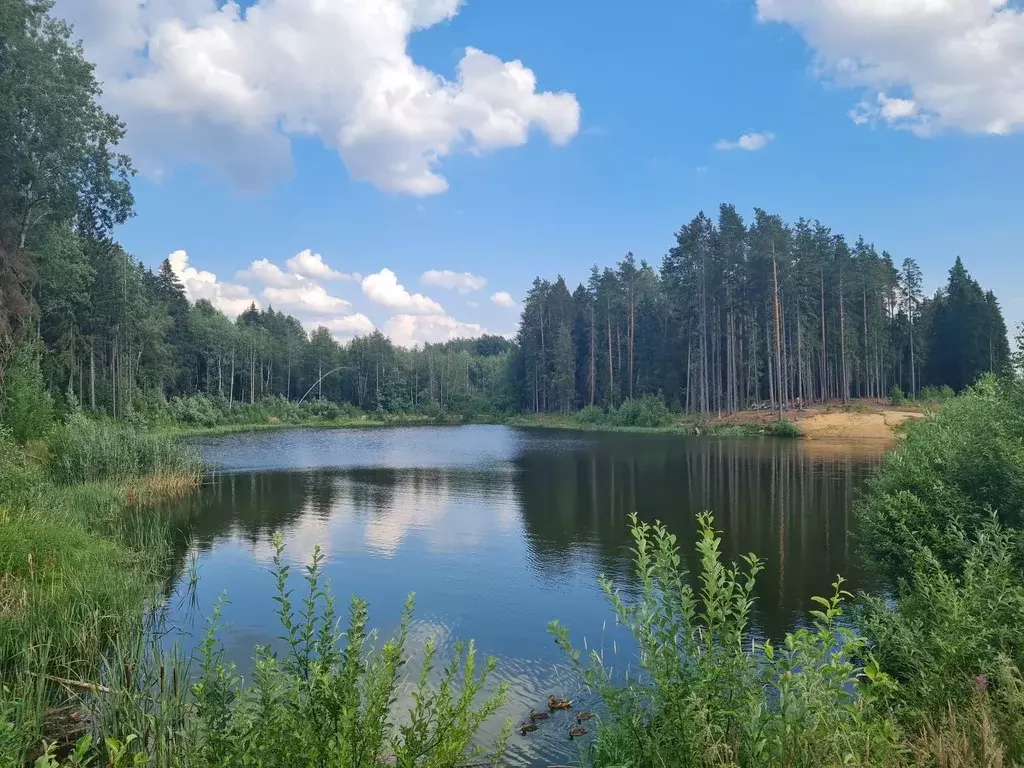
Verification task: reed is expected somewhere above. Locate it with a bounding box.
[46,415,202,487]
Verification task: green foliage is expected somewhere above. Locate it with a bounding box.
[0,343,53,443]
[611,396,672,428]
[918,384,955,404]
[7,539,510,768]
[550,514,900,767]
[769,418,800,437]
[890,385,907,406]
[576,404,607,424]
[858,518,1024,749]
[857,375,1024,584]
[46,414,202,485]
[854,373,1024,762]
[924,258,1011,391]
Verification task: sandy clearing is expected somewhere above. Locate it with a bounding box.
[797,409,924,440]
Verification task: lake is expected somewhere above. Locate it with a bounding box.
[164,425,888,765]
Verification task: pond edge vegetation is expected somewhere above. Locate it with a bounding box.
[4,349,1024,765]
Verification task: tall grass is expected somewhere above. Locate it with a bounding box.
[46,415,202,486]
[0,420,193,765]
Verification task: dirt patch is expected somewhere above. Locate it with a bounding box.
[797,409,923,440]
[710,400,925,440]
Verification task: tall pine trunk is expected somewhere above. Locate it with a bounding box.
[772,247,784,418]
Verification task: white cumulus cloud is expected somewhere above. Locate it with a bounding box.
[237,258,300,288]
[52,0,581,194]
[167,250,258,316]
[757,0,1024,136]
[263,284,353,316]
[490,291,518,309]
[362,269,444,315]
[287,249,360,282]
[421,270,487,294]
[383,314,487,348]
[305,314,376,341]
[714,132,775,151]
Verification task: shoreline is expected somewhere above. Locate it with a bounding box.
[162,400,927,441]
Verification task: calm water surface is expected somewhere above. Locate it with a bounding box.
[164,426,887,765]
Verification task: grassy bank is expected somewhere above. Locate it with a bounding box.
[148,392,803,438]
[0,417,202,765]
[0,413,511,767]
[508,410,802,438]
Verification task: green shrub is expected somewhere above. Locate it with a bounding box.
[919,384,956,403]
[550,514,901,767]
[576,405,607,424]
[857,376,1024,584]
[890,385,907,406]
[770,418,801,438]
[858,516,1024,746]
[0,344,54,443]
[611,396,672,428]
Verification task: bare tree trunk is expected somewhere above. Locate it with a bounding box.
[539,310,547,412]
[589,305,596,406]
[89,339,96,410]
[606,303,614,407]
[840,275,849,403]
[820,269,827,402]
[685,340,693,413]
[797,298,804,407]
[765,311,775,409]
[862,287,869,398]
[772,247,784,418]
[726,309,734,413]
[628,280,635,400]
[909,315,916,397]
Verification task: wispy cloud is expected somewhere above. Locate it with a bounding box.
[714,131,775,151]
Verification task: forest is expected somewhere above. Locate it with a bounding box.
[0,0,1010,422]
[515,221,1009,415]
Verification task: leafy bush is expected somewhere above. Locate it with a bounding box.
[890,385,907,406]
[550,514,901,767]
[857,375,1024,584]
[858,517,1024,747]
[576,405,607,425]
[0,343,53,443]
[919,384,956,403]
[611,396,672,428]
[771,418,801,438]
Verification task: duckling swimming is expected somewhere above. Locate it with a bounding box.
[547,695,572,710]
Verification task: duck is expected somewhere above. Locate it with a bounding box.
[548,695,572,710]
[518,722,539,735]
[568,726,588,738]
[576,712,594,722]
[529,710,549,722]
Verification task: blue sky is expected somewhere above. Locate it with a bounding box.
[57,0,1024,344]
